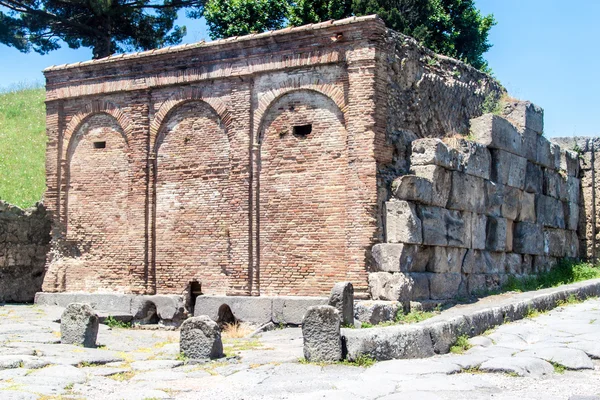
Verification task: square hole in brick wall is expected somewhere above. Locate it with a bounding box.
[292,124,312,137]
[93,141,106,149]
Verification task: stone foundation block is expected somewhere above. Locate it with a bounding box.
[543,228,566,257]
[462,250,506,275]
[60,303,99,348]
[524,162,543,194]
[429,273,462,300]
[484,181,504,217]
[410,165,451,207]
[369,272,413,302]
[446,210,471,248]
[392,175,433,205]
[521,128,539,162]
[418,205,448,246]
[467,274,487,295]
[448,171,485,213]
[302,306,342,362]
[566,176,581,205]
[371,243,431,273]
[180,316,224,360]
[565,231,579,258]
[470,114,523,156]
[451,139,492,180]
[536,195,565,229]
[471,213,487,250]
[411,138,460,170]
[505,253,523,275]
[536,136,554,169]
[550,143,562,170]
[385,200,422,244]
[564,202,579,231]
[522,255,534,275]
[513,222,544,255]
[427,247,467,274]
[517,192,536,222]
[328,282,354,326]
[502,186,522,220]
[486,217,512,252]
[408,273,431,300]
[543,169,562,199]
[533,256,558,274]
[561,150,580,177]
[354,301,401,325]
[503,100,544,134]
[490,149,527,189]
[271,297,328,325]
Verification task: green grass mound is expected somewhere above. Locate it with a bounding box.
[0,84,46,208]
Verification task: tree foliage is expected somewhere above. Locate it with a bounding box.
[198,0,495,71]
[0,0,202,59]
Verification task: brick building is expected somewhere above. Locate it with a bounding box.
[42,16,502,300]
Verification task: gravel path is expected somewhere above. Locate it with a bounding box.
[1,298,600,399]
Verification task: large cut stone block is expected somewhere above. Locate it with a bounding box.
[369,272,413,302]
[513,222,544,255]
[543,228,566,257]
[448,171,486,213]
[560,149,580,177]
[302,306,342,362]
[564,201,579,231]
[61,303,99,348]
[536,136,554,169]
[536,195,565,229]
[533,256,558,273]
[411,139,460,170]
[485,217,511,252]
[504,253,523,275]
[354,301,401,325]
[429,273,462,300]
[565,230,579,258]
[522,254,533,275]
[502,186,522,220]
[484,181,503,217]
[521,128,538,162]
[180,316,224,360]
[408,273,430,300]
[445,210,471,248]
[543,169,562,199]
[410,165,451,207]
[271,297,328,325]
[517,192,536,223]
[566,176,581,205]
[490,149,527,189]
[524,162,543,194]
[371,243,431,273]
[418,205,448,246]
[462,250,506,274]
[384,200,422,244]
[328,282,354,326]
[426,247,467,273]
[470,114,523,156]
[550,143,562,170]
[450,139,492,179]
[471,213,487,250]
[503,100,544,134]
[392,175,433,205]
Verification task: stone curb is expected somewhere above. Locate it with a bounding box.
[343,278,600,361]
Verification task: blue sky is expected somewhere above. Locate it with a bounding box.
[0,1,597,138]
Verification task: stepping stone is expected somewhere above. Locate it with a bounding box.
[517,347,593,370]
[302,306,342,362]
[480,356,553,377]
[60,303,99,348]
[180,316,224,360]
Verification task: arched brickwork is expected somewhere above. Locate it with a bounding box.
[254,78,347,137]
[63,113,131,292]
[150,87,233,153]
[257,90,352,296]
[153,100,239,295]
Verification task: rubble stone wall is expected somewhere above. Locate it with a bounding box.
[0,202,51,302]
[371,103,583,301]
[552,137,600,261]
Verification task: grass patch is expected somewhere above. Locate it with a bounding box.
[503,260,600,293]
[551,362,566,374]
[104,316,132,329]
[176,352,189,362]
[557,294,586,307]
[360,308,439,329]
[450,335,472,354]
[221,322,254,339]
[524,307,544,319]
[461,366,483,374]
[108,371,136,381]
[223,338,264,355]
[0,84,46,208]
[298,354,376,368]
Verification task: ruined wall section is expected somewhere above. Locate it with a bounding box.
[553,137,600,260]
[370,103,582,302]
[0,202,51,302]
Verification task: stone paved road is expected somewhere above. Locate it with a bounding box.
[1,299,600,399]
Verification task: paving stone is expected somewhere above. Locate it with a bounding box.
[479,356,554,377]
[467,336,494,348]
[180,316,224,360]
[442,354,489,370]
[130,360,184,371]
[365,359,461,376]
[302,306,342,362]
[328,282,354,326]
[60,303,99,348]
[385,200,423,244]
[568,341,600,359]
[516,347,593,370]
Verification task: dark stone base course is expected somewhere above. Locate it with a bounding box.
[343,278,600,361]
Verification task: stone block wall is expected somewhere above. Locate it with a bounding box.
[371,103,582,301]
[552,137,600,261]
[0,202,51,302]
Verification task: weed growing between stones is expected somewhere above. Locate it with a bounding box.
[503,260,600,293]
[176,352,189,362]
[551,362,566,374]
[359,309,440,329]
[504,371,520,378]
[108,371,136,381]
[460,366,483,374]
[104,316,132,329]
[221,322,254,339]
[450,335,472,354]
[524,307,545,319]
[557,294,587,307]
[298,354,376,368]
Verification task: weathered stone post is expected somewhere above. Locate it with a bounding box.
[60,303,99,348]
[328,282,354,326]
[302,305,342,362]
[180,316,224,360]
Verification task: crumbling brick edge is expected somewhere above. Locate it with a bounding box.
[343,278,600,361]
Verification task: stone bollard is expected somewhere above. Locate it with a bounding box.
[60,303,99,348]
[180,316,224,360]
[328,282,354,326]
[302,305,342,362]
